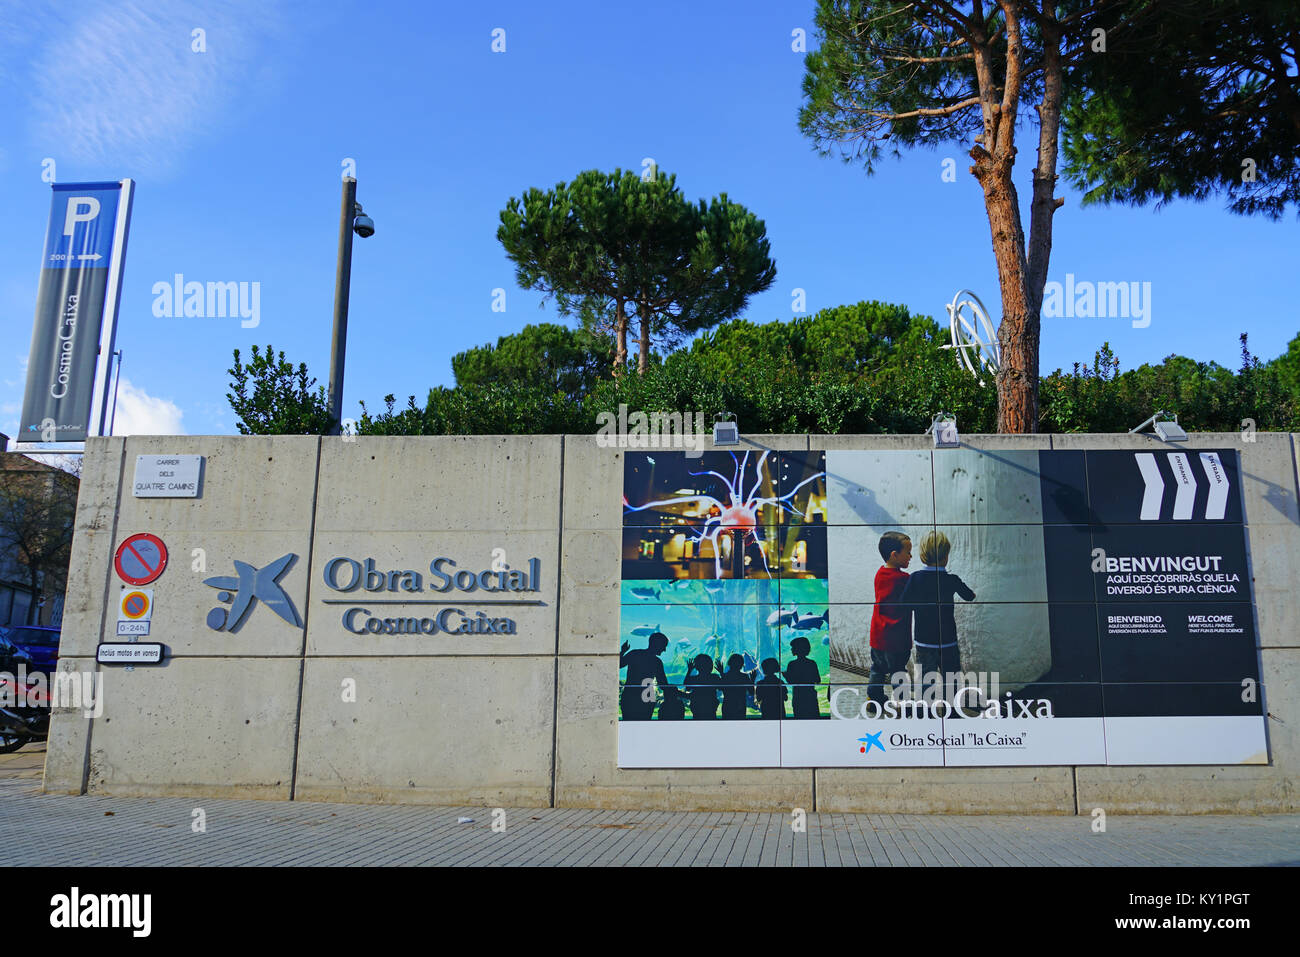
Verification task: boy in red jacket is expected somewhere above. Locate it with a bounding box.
[867,531,912,705]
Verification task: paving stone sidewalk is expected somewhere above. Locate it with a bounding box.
[1,753,1295,866]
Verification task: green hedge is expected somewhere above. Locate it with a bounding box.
[354,312,1299,436]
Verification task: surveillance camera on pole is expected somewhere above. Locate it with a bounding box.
[327,178,375,435]
[353,204,375,238]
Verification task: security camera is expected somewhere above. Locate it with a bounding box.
[352,202,375,238]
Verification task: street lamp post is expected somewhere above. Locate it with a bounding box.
[327,176,375,436]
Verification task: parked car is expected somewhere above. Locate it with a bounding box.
[0,631,29,675]
[0,625,60,673]
[0,629,50,753]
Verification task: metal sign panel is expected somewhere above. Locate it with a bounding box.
[96,642,164,664]
[133,455,203,497]
[114,533,169,585]
[617,448,1265,768]
[119,588,154,622]
[19,180,134,443]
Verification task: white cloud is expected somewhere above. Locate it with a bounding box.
[13,451,82,475]
[111,377,185,435]
[3,354,27,390]
[17,0,285,175]
[1,355,30,441]
[0,358,183,442]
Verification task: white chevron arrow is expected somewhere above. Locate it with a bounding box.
[1166,452,1197,519]
[1135,453,1164,520]
[1199,452,1230,519]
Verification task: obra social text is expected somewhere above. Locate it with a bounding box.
[323,556,541,636]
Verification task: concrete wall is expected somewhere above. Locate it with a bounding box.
[44,431,1299,813]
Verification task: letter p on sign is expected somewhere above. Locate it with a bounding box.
[64,196,101,235]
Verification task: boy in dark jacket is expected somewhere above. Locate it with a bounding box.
[900,530,976,679]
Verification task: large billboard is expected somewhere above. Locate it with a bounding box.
[617,447,1267,768]
[20,181,134,443]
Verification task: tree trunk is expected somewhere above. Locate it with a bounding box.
[973,149,1038,433]
[1025,11,1065,313]
[613,297,628,378]
[967,4,1045,434]
[637,298,651,374]
[27,569,41,625]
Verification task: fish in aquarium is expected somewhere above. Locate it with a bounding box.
[629,586,660,600]
[766,606,799,627]
[791,610,829,631]
[629,624,660,636]
[702,581,724,594]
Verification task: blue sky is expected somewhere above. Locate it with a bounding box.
[2,0,1297,439]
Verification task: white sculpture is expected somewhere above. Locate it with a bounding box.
[941,289,1000,386]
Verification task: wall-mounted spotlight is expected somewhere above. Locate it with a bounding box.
[928,412,960,449]
[713,412,739,447]
[1129,410,1187,443]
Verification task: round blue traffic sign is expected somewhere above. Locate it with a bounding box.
[114,533,168,585]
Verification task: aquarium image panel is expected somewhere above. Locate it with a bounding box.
[621,578,768,605]
[621,525,779,580]
[618,596,781,721]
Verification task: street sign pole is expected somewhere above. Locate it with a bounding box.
[327,176,357,436]
[90,178,135,438]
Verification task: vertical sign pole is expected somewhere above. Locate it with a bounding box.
[108,350,124,436]
[90,178,135,438]
[327,176,357,436]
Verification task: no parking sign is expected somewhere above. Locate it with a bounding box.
[114,533,168,585]
[118,587,153,636]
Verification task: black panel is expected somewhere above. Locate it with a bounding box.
[1038,450,1092,524]
[1042,524,1097,603]
[1085,449,1243,525]
[1097,603,1259,683]
[1090,524,1250,604]
[1102,682,1263,717]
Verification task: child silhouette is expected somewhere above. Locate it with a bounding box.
[656,685,689,721]
[619,632,670,721]
[683,653,722,720]
[716,653,756,720]
[784,635,821,719]
[754,657,788,720]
